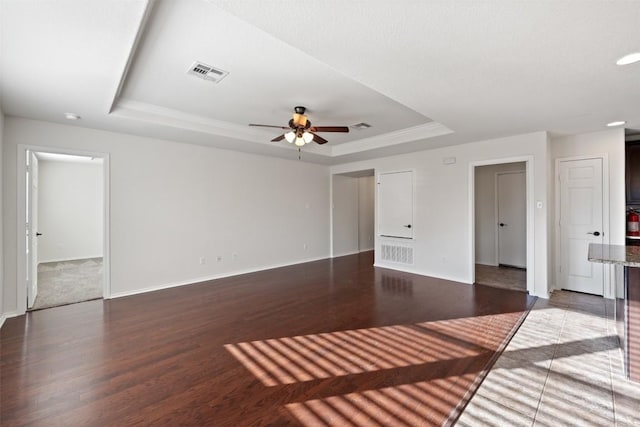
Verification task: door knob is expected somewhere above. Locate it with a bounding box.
[587,231,601,236]
[499,223,506,227]
[36,232,42,236]
[403,224,412,228]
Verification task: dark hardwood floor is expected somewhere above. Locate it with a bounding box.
[1,252,535,426]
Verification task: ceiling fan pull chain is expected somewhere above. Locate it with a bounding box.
[298,147,301,160]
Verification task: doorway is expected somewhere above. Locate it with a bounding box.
[18,146,110,314]
[473,161,528,292]
[331,170,375,258]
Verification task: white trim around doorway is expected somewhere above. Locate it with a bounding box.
[16,144,111,315]
[554,154,611,298]
[469,156,535,295]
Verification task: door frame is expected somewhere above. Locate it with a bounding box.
[16,144,111,314]
[27,152,40,309]
[495,170,526,267]
[330,169,376,258]
[469,156,534,294]
[555,154,611,298]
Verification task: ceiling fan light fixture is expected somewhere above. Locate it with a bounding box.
[302,131,313,143]
[284,131,296,143]
[248,106,349,150]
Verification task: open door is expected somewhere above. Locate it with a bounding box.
[27,151,39,308]
[497,171,526,268]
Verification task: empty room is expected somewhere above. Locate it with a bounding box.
[1,1,640,426]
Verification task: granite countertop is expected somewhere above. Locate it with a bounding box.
[588,243,640,267]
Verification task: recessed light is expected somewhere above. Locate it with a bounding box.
[616,52,640,66]
[64,112,81,120]
[607,121,626,127]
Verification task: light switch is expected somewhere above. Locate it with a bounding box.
[536,201,543,209]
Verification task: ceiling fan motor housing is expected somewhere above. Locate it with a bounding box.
[289,117,311,129]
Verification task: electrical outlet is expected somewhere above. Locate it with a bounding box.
[199,257,205,265]
[303,243,308,250]
[217,256,223,262]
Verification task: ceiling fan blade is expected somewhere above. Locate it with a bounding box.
[271,134,285,142]
[309,126,350,133]
[312,133,328,145]
[249,124,290,129]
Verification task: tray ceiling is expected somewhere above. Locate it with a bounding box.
[2,0,639,164]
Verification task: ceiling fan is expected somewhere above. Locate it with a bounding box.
[249,106,349,147]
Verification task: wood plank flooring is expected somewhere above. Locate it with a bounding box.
[1,252,535,426]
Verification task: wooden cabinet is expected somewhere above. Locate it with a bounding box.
[624,266,640,382]
[626,141,640,204]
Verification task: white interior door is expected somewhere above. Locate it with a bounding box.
[378,171,413,238]
[27,152,40,308]
[497,171,526,268]
[559,158,604,295]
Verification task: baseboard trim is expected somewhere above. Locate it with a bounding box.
[373,262,472,285]
[532,290,551,299]
[475,261,499,267]
[359,247,374,253]
[109,255,329,299]
[332,250,360,258]
[39,256,103,264]
[0,311,21,329]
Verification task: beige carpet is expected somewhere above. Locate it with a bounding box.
[32,258,103,310]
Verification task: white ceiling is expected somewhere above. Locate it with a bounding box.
[1,0,639,164]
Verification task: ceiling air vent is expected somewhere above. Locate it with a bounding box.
[187,62,229,83]
[351,122,372,130]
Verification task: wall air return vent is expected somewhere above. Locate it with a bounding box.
[187,62,229,83]
[380,244,414,265]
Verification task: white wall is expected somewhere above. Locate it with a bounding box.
[0,108,4,325]
[474,162,526,265]
[550,128,625,297]
[332,174,359,256]
[332,132,550,297]
[3,118,330,313]
[38,160,103,263]
[358,176,375,251]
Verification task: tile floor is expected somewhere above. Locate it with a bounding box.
[457,290,640,426]
[475,264,527,292]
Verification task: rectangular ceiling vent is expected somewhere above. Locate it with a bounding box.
[381,244,414,265]
[187,61,229,83]
[351,122,372,130]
